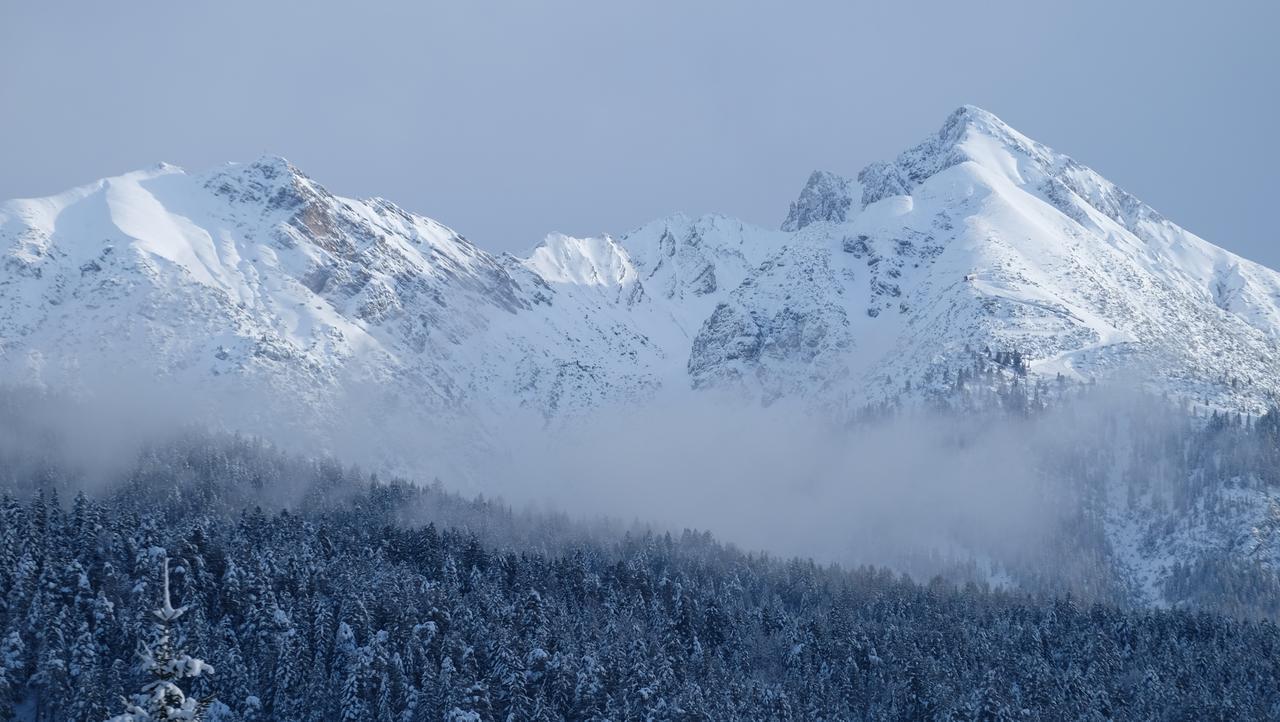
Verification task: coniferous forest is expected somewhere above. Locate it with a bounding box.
[2,421,1280,721]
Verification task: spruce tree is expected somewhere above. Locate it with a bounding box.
[107,558,214,722]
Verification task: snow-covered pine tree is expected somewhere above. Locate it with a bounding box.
[107,558,214,722]
[0,629,25,720]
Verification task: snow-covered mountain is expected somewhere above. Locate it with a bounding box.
[695,106,1280,412]
[0,157,661,434]
[6,106,1278,429]
[4,105,1280,608]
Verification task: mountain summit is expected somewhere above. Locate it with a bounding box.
[693,106,1279,410]
[3,106,1279,435]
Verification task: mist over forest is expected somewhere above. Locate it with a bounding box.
[3,381,1280,720]
[4,375,1277,612]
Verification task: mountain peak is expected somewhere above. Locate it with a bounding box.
[780,106,1032,226]
[523,232,637,288]
[945,104,1011,134]
[207,154,309,185]
[246,153,301,178]
[201,154,328,213]
[858,104,1045,208]
[781,170,855,231]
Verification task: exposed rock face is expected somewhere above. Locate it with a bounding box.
[781,170,855,231]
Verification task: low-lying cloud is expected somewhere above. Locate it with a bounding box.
[0,369,1157,583]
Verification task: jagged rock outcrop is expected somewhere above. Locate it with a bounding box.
[780,170,855,231]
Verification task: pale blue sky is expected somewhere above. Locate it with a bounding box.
[2,1,1277,266]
